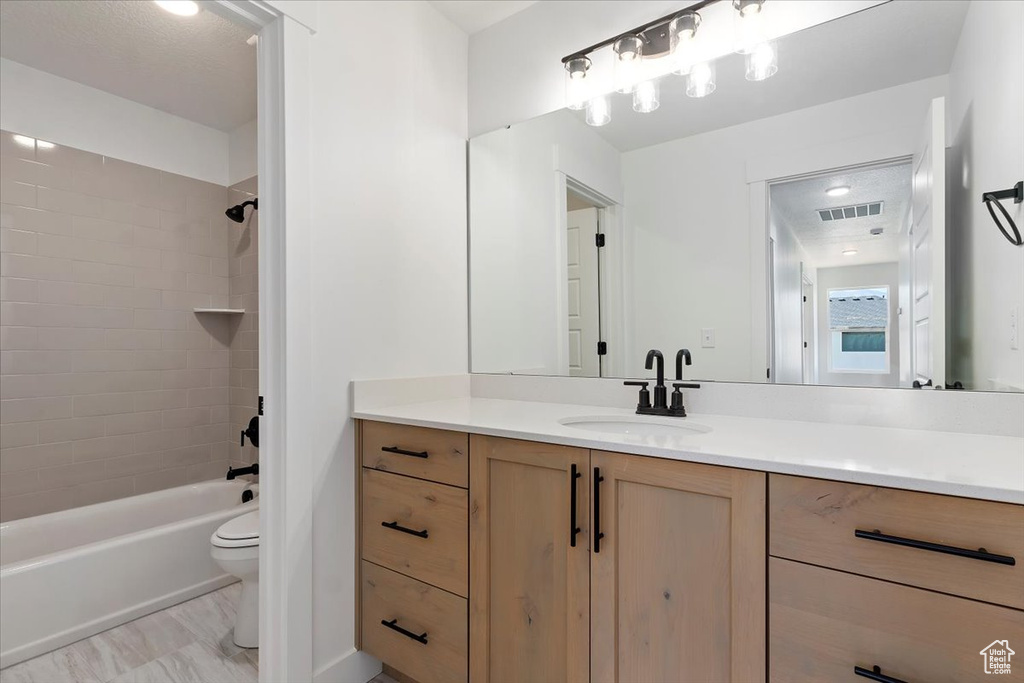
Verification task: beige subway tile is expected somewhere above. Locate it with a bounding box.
[187,349,229,369]
[186,272,228,296]
[134,467,186,495]
[209,404,229,423]
[161,290,211,311]
[187,386,228,408]
[161,330,213,351]
[230,386,257,409]
[36,328,107,350]
[132,247,162,270]
[0,156,74,190]
[72,434,135,462]
[1,253,72,281]
[230,350,255,369]
[211,441,236,461]
[105,411,163,436]
[36,280,106,306]
[0,178,36,208]
[133,389,187,412]
[38,232,137,267]
[134,308,187,331]
[38,460,108,488]
[186,235,227,258]
[0,468,43,497]
[72,350,136,373]
[232,329,258,351]
[35,140,103,172]
[133,268,186,292]
[210,367,230,387]
[134,428,189,455]
[229,405,256,426]
[37,417,106,444]
[0,441,74,472]
[73,370,161,394]
[0,277,37,302]
[103,451,171,478]
[101,198,161,229]
[0,203,73,235]
[161,368,210,389]
[0,421,37,449]
[37,186,104,218]
[73,215,134,244]
[106,329,162,351]
[162,407,211,429]
[189,422,228,446]
[73,476,135,507]
[134,350,187,371]
[0,396,72,423]
[0,326,37,350]
[0,490,72,522]
[0,131,36,160]
[1,373,76,399]
[162,211,210,240]
[164,444,213,468]
[72,260,134,287]
[185,460,229,483]
[102,285,160,310]
[72,392,134,417]
[1,350,73,374]
[1,228,37,254]
[211,257,228,277]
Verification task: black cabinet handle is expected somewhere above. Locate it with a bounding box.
[593,467,605,553]
[854,665,908,683]
[382,446,429,459]
[855,529,1015,566]
[380,618,428,645]
[570,464,582,547]
[381,521,429,539]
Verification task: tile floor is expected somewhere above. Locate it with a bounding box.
[0,584,258,683]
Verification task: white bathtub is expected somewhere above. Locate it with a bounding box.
[0,480,258,668]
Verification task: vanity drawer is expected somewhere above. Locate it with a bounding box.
[362,561,467,683]
[362,421,469,488]
[362,468,468,597]
[769,474,1024,608]
[770,558,1024,682]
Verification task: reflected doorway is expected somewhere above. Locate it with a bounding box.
[566,189,604,377]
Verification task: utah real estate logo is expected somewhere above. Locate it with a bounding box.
[980,640,1015,675]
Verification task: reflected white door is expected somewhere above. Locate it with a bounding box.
[801,279,814,383]
[910,97,946,388]
[567,208,600,377]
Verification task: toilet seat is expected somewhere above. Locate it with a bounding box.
[212,510,259,548]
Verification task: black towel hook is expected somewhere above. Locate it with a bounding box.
[982,180,1023,246]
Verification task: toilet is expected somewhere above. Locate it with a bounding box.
[210,510,259,648]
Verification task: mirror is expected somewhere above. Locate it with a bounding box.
[469,0,1024,392]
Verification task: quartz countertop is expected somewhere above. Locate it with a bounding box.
[353,397,1024,504]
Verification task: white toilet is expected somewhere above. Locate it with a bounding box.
[211,509,259,648]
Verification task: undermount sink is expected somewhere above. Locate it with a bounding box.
[558,415,712,438]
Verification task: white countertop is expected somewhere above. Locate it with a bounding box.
[353,397,1024,504]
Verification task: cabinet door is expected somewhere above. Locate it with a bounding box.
[469,435,590,683]
[590,451,766,683]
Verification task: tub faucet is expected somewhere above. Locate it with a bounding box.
[227,463,259,480]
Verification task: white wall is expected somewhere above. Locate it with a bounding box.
[618,76,947,381]
[947,0,1024,391]
[305,1,468,678]
[771,209,815,384]
[0,58,231,186]
[816,262,900,387]
[470,109,621,374]
[228,119,258,186]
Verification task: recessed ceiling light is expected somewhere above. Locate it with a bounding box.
[827,185,851,198]
[842,248,858,256]
[154,0,200,17]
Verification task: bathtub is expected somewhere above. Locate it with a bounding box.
[0,480,257,668]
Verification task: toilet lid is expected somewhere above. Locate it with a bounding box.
[216,510,259,541]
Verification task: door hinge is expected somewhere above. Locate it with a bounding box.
[803,342,808,348]
[767,368,771,379]
[258,396,264,416]
[597,341,607,356]
[595,233,606,248]
[803,295,807,302]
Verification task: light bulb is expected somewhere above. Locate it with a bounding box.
[613,35,643,94]
[564,57,591,111]
[733,0,766,54]
[586,95,611,127]
[154,0,200,16]
[745,42,777,81]
[632,80,660,114]
[686,63,716,98]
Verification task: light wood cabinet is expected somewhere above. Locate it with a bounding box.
[469,435,591,683]
[590,451,766,683]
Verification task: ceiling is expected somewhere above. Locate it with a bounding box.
[0,0,256,132]
[770,162,912,269]
[577,0,969,151]
[429,0,539,34]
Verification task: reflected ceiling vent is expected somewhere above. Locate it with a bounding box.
[818,201,883,222]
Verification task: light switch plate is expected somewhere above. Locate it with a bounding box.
[701,328,715,348]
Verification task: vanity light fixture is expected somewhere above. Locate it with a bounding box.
[564,56,592,111]
[670,11,701,75]
[842,249,859,256]
[154,0,200,16]
[586,95,612,127]
[827,185,851,197]
[633,80,661,113]
[733,0,767,54]
[687,62,716,98]
[745,41,778,81]
[613,35,644,93]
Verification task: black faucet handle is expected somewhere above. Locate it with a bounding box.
[623,381,652,410]
[623,381,649,388]
[672,382,701,389]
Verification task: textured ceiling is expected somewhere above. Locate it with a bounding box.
[0,0,256,132]
[577,0,969,151]
[771,162,912,268]
[429,0,538,34]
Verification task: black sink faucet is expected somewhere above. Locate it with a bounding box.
[675,349,692,380]
[645,349,667,410]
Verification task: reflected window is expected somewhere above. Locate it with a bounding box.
[828,287,889,373]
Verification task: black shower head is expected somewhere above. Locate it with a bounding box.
[226,198,258,224]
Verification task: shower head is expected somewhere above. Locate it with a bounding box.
[226,198,258,223]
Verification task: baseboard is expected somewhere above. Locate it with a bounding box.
[312,648,381,683]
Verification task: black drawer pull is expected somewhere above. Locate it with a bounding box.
[855,528,1016,566]
[382,446,429,459]
[380,618,428,645]
[854,665,908,683]
[381,521,429,538]
[570,464,582,547]
[593,467,605,553]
